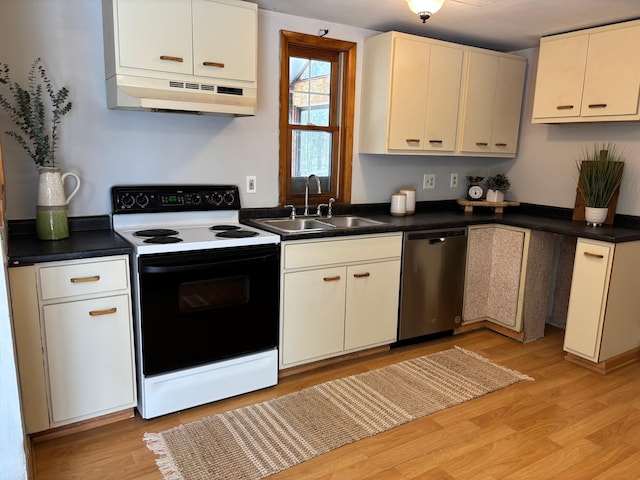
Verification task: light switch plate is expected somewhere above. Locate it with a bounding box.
[246,176,257,193]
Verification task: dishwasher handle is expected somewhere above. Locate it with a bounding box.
[406,228,467,242]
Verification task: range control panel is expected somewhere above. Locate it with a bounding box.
[111,185,241,214]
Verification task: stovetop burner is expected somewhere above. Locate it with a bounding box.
[135,228,179,237]
[216,230,259,239]
[209,225,241,231]
[143,236,184,244]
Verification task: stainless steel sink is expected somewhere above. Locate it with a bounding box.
[257,217,336,233]
[255,215,385,234]
[321,216,384,228]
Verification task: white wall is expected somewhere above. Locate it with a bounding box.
[0,232,28,480]
[1,1,639,219]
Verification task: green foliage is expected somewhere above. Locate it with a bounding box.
[576,142,626,208]
[485,173,511,193]
[0,58,72,167]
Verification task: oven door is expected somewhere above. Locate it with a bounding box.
[137,244,279,376]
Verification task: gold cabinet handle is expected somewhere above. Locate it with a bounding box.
[556,105,574,110]
[202,61,225,68]
[323,276,341,282]
[89,307,117,317]
[495,143,507,147]
[405,138,420,143]
[475,142,489,147]
[588,103,607,109]
[353,272,370,278]
[160,55,184,63]
[70,275,100,283]
[584,252,604,259]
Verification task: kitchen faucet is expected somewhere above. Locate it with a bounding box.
[304,174,321,216]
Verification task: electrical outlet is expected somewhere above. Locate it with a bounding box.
[246,175,257,194]
[450,173,458,188]
[423,174,435,189]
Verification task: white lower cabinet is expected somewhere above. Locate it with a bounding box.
[9,255,136,434]
[280,234,402,369]
[564,238,640,370]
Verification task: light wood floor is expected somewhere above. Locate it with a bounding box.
[32,325,640,479]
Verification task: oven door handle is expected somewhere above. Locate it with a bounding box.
[140,253,278,274]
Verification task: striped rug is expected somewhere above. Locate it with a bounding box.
[144,346,533,480]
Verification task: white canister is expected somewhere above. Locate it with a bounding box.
[390,193,407,216]
[399,188,416,214]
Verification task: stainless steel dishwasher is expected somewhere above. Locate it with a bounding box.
[398,228,467,341]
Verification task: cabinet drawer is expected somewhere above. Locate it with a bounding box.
[39,257,129,300]
[283,234,402,270]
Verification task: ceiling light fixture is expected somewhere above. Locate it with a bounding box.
[406,0,445,23]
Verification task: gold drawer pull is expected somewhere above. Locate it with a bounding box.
[203,61,225,68]
[428,139,443,144]
[556,105,574,110]
[475,142,488,147]
[495,143,507,147]
[588,103,607,109]
[353,272,370,278]
[323,276,341,282]
[405,138,420,143]
[89,307,117,317]
[160,55,184,63]
[584,252,604,259]
[70,275,100,283]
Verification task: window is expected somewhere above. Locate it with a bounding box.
[279,30,356,207]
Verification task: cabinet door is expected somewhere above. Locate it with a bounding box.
[281,267,346,366]
[43,295,135,424]
[490,57,525,154]
[116,0,193,75]
[564,241,613,361]
[531,35,588,120]
[423,44,463,152]
[581,25,640,117]
[192,0,257,82]
[387,36,430,151]
[464,226,527,331]
[344,260,401,351]
[459,52,499,153]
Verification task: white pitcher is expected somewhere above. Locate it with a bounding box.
[36,167,80,240]
[37,167,80,207]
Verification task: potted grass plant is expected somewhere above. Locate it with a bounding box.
[576,142,625,226]
[485,173,510,202]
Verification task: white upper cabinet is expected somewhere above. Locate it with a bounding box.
[113,0,256,82]
[532,19,640,123]
[386,36,463,152]
[359,31,525,158]
[458,51,526,155]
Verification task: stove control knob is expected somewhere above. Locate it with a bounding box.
[211,192,223,205]
[136,194,150,208]
[223,192,235,205]
[119,193,135,209]
[189,193,202,205]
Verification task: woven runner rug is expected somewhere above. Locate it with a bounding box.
[144,346,533,480]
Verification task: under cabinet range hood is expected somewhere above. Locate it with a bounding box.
[106,75,257,116]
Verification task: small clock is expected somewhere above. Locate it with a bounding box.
[466,176,485,200]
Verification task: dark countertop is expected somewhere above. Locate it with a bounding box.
[242,202,640,243]
[7,216,132,267]
[9,202,640,266]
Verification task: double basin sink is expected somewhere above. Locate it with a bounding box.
[254,215,386,234]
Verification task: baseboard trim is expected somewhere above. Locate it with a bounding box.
[564,347,640,375]
[30,408,135,443]
[454,320,525,342]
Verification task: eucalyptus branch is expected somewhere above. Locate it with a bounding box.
[0,58,72,167]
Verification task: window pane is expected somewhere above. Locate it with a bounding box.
[291,130,332,178]
[289,57,331,126]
